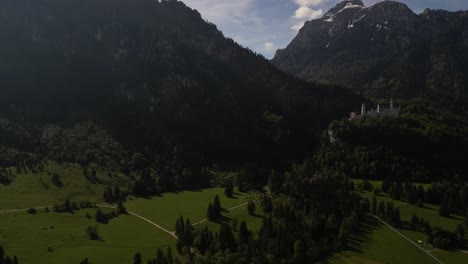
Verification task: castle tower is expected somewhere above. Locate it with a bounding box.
[361,103,366,115]
[377,104,380,113]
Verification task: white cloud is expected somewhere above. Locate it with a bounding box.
[294,0,327,7]
[291,0,326,31]
[264,42,275,50]
[293,6,323,19]
[291,22,305,31]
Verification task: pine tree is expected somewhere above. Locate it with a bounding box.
[64,198,71,211]
[261,196,272,213]
[213,195,221,218]
[238,220,249,244]
[114,185,121,202]
[117,202,127,214]
[133,252,142,264]
[0,245,4,264]
[371,196,377,214]
[183,218,193,246]
[95,208,107,224]
[439,198,450,218]
[393,208,401,227]
[156,248,164,264]
[218,223,235,250]
[166,247,173,264]
[293,240,306,264]
[80,257,89,264]
[175,216,185,238]
[207,203,215,221]
[338,219,350,248]
[105,185,113,203]
[247,201,256,216]
[224,181,234,198]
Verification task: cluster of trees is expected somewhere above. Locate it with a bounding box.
[409,213,466,249]
[206,196,222,221]
[247,201,256,216]
[0,168,11,185]
[409,213,432,234]
[0,245,19,264]
[365,178,468,219]
[103,185,125,203]
[53,199,94,213]
[428,227,466,249]
[40,123,125,166]
[143,247,174,264]
[141,162,369,263]
[174,216,194,252]
[315,99,468,185]
[51,173,64,188]
[95,208,119,224]
[371,198,401,228]
[224,181,234,198]
[86,226,99,240]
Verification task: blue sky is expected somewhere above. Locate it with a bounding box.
[181,0,468,58]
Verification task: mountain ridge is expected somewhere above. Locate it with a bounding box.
[0,0,361,170]
[272,0,468,111]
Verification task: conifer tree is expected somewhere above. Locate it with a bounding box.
[213,195,221,218]
[238,221,249,244]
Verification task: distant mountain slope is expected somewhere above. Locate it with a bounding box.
[272,0,468,111]
[0,0,360,169]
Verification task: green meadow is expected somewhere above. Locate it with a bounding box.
[352,179,468,264]
[0,209,171,263]
[0,163,262,263]
[0,162,129,209]
[125,187,259,230]
[325,217,438,264]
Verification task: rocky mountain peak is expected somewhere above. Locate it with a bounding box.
[324,0,364,17]
[366,0,416,21]
[271,0,468,110]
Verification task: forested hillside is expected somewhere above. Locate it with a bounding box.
[315,99,468,182]
[0,0,360,177]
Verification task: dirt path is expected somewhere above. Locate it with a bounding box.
[0,201,250,239]
[0,206,51,214]
[0,205,178,239]
[96,204,178,239]
[373,215,444,264]
[193,201,249,226]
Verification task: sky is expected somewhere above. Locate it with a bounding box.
[181,0,468,59]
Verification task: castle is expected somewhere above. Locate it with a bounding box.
[349,99,400,120]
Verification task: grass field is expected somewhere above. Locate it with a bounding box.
[0,209,172,263]
[5,169,464,264]
[0,162,129,209]
[124,187,258,230]
[358,190,464,231]
[0,164,262,263]
[324,217,438,264]
[352,179,468,263]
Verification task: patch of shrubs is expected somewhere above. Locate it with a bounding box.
[53,199,95,213]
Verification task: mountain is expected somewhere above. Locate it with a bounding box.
[272,0,468,111]
[0,0,360,170]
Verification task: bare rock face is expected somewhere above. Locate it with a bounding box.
[272,0,468,110]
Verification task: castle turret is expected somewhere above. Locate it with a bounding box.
[361,104,366,115]
[377,104,380,113]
